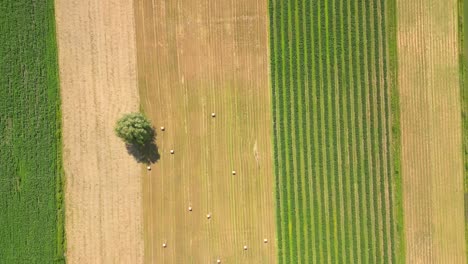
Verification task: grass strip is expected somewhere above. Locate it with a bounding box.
[458,0,468,255]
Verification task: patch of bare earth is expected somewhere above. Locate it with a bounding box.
[134,0,276,263]
[397,0,466,262]
[55,0,143,262]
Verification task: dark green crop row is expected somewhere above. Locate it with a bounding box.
[289,0,307,262]
[345,1,363,262]
[366,0,382,261]
[294,0,313,262]
[0,1,65,263]
[268,0,284,261]
[336,0,355,262]
[269,0,287,261]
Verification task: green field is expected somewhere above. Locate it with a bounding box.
[268,0,403,263]
[0,1,65,263]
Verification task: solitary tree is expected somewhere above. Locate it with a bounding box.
[115,113,154,145]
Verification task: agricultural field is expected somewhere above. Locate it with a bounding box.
[54,0,144,262]
[397,0,466,262]
[134,0,276,263]
[1,0,467,263]
[0,0,65,263]
[268,0,403,263]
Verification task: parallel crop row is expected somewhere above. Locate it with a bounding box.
[268,0,400,263]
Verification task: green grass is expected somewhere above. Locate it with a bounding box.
[0,1,65,263]
[268,0,402,262]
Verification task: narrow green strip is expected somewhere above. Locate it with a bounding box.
[386,0,405,262]
[458,0,468,256]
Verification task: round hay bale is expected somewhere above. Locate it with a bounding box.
[243,245,248,250]
[231,170,236,175]
[217,259,221,263]
[211,112,216,118]
[263,238,268,243]
[170,149,175,154]
[147,166,151,171]
[206,213,211,219]
[160,126,165,131]
[188,206,192,212]
[162,243,167,248]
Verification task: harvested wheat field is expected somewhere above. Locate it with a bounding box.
[134,0,276,263]
[55,0,143,262]
[397,0,466,262]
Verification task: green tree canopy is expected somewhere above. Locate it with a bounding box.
[115,112,153,145]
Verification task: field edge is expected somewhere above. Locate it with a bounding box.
[48,0,66,261]
[266,0,283,261]
[387,0,405,263]
[459,0,468,253]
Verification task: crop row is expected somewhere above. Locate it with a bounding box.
[269,0,399,263]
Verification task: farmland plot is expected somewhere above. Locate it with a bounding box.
[268,0,403,263]
[134,0,276,263]
[54,0,144,262]
[0,1,65,262]
[397,0,466,262]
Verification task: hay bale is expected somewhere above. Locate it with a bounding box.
[231,170,236,175]
[160,126,165,131]
[170,149,175,154]
[243,245,248,250]
[217,259,221,263]
[206,213,211,219]
[162,243,167,248]
[263,239,268,243]
[188,206,192,212]
[211,112,216,117]
[146,166,151,171]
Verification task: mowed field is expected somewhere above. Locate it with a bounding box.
[0,1,65,262]
[268,0,403,263]
[397,0,467,262]
[134,0,276,263]
[55,0,143,262]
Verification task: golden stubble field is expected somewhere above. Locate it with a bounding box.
[55,0,143,262]
[134,0,277,263]
[397,0,466,262]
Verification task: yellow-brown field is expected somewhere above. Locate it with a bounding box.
[134,0,276,263]
[55,0,143,262]
[397,0,467,262]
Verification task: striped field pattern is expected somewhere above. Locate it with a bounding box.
[268,0,402,263]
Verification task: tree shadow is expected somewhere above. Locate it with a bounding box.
[125,128,160,164]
